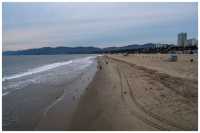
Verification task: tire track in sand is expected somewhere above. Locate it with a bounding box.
[109,56,194,130]
[114,59,189,130]
[116,66,168,131]
[109,56,195,102]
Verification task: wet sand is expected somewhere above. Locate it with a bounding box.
[70,54,198,131]
[35,68,96,131]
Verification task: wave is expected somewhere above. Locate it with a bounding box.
[2,92,10,96]
[3,56,96,82]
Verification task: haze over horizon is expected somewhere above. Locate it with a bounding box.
[3,2,198,51]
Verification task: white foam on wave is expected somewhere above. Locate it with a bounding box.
[2,92,10,96]
[3,56,96,82]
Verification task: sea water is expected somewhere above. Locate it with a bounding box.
[2,54,98,130]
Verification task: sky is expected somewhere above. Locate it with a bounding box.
[3,2,198,51]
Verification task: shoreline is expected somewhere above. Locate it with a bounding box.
[3,54,198,131]
[34,59,98,130]
[3,55,98,131]
[69,54,198,131]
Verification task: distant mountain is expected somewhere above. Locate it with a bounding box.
[103,43,155,52]
[3,43,164,55]
[3,46,102,55]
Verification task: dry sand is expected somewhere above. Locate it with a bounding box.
[69,54,198,131]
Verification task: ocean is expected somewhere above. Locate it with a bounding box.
[2,54,98,130]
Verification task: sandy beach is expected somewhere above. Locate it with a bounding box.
[3,54,197,131]
[69,54,198,131]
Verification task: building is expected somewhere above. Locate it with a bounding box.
[177,32,187,47]
[154,43,168,48]
[187,38,198,47]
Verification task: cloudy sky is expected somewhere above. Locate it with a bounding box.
[3,2,198,51]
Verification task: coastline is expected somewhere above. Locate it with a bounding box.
[3,55,98,131]
[69,54,198,131]
[3,54,197,131]
[34,58,98,130]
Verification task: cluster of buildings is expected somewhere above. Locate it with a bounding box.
[177,32,198,47]
[153,32,197,49]
[154,43,169,48]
